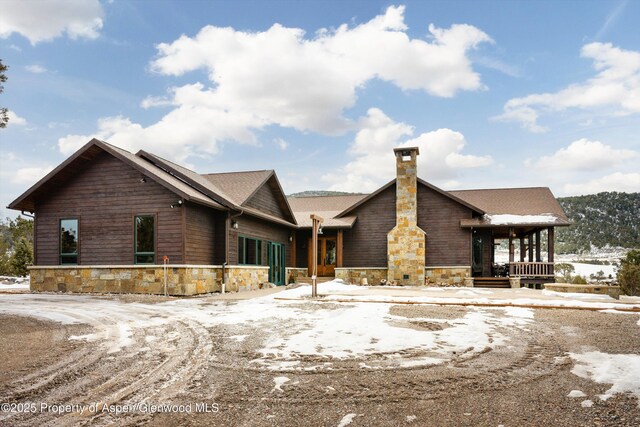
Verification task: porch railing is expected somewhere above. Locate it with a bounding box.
[509,262,554,278]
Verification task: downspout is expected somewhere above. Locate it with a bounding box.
[222,262,227,294]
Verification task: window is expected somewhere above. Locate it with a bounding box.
[134,215,155,264]
[60,218,79,264]
[238,236,262,265]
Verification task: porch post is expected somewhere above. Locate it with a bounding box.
[547,227,555,263]
[508,228,515,263]
[337,229,343,268]
[519,235,525,262]
[535,230,541,262]
[310,214,324,298]
[528,234,534,262]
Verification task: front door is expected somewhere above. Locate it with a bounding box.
[309,237,337,276]
[268,242,286,285]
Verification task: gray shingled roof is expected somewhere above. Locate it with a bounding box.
[286,194,367,228]
[202,170,274,206]
[450,187,570,227]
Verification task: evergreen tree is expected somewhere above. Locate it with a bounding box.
[618,249,640,296]
[10,237,33,276]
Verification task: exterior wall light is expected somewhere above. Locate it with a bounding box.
[170,200,183,209]
[231,220,239,229]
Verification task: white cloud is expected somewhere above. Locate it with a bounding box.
[274,138,289,150]
[10,166,54,185]
[526,138,638,172]
[60,6,491,162]
[495,42,640,131]
[563,172,640,195]
[0,0,103,45]
[58,109,258,163]
[322,108,492,192]
[6,110,27,126]
[25,64,47,74]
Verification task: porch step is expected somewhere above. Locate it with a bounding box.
[473,277,511,289]
[296,276,335,285]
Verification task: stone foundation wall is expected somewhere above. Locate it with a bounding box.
[335,268,388,285]
[29,265,270,295]
[425,266,471,286]
[544,283,621,299]
[224,266,270,292]
[286,267,308,284]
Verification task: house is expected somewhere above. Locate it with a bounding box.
[7,139,569,294]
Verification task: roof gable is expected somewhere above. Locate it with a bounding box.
[243,174,297,223]
[8,139,224,212]
[336,178,484,218]
[286,194,367,228]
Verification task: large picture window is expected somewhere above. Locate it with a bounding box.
[134,215,155,264]
[59,218,79,264]
[238,236,262,265]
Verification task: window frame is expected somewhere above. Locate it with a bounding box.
[134,214,156,265]
[238,235,263,265]
[59,217,79,265]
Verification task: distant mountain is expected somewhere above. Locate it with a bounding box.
[556,192,640,253]
[288,190,367,198]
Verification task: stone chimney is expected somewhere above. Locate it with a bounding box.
[387,147,426,285]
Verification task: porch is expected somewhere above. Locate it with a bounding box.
[470,224,559,287]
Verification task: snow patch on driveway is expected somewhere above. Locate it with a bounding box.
[569,351,640,406]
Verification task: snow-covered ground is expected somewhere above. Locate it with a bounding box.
[0,275,30,290]
[0,279,639,407]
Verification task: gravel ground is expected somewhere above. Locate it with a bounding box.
[0,296,638,427]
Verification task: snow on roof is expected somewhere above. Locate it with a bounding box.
[486,213,559,225]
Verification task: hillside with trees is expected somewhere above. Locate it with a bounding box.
[556,192,640,253]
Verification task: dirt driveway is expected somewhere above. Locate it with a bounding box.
[0,289,639,427]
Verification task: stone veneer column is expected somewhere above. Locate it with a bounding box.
[387,147,426,285]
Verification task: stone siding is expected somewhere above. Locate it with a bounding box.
[224,266,270,292]
[335,268,388,285]
[286,267,308,284]
[425,266,471,286]
[29,265,270,295]
[544,283,621,299]
[387,148,426,286]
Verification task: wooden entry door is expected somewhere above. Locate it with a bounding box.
[309,237,337,276]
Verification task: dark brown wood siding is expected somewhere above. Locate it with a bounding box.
[342,183,473,268]
[34,150,184,265]
[295,230,312,268]
[245,178,287,220]
[227,214,293,266]
[417,185,473,267]
[184,202,226,264]
[343,184,396,267]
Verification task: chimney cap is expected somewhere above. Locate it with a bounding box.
[393,146,420,156]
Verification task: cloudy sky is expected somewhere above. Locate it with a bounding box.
[1,0,639,218]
